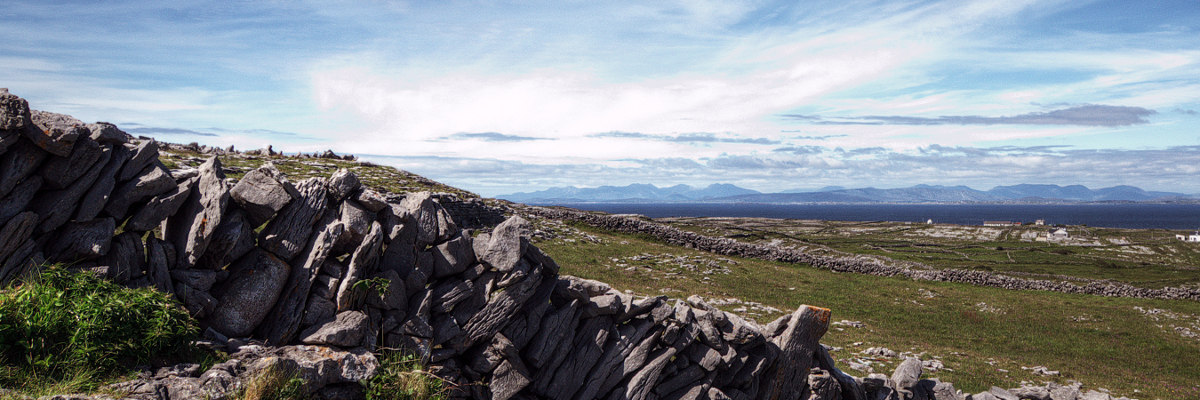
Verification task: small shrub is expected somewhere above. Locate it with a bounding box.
[236,363,307,400]
[363,348,449,400]
[0,266,199,389]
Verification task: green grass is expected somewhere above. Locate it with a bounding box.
[235,362,308,400]
[0,266,203,396]
[533,221,1200,399]
[363,348,449,400]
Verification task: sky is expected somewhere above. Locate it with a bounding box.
[4,0,1199,196]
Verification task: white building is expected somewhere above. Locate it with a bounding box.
[1050,228,1069,240]
[1178,232,1200,242]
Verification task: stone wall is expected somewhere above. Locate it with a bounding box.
[523,206,1200,302]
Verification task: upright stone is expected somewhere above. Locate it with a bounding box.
[0,89,31,154]
[0,212,37,264]
[399,192,440,246]
[0,176,40,225]
[336,222,384,311]
[259,221,345,345]
[326,168,360,203]
[205,248,291,337]
[759,305,831,400]
[74,144,130,221]
[163,157,228,269]
[31,148,112,233]
[102,232,146,284]
[229,162,296,226]
[104,161,176,219]
[259,178,328,260]
[195,209,255,270]
[476,216,530,272]
[118,139,159,182]
[145,237,174,293]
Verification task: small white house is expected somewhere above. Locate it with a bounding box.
[1034,219,1046,226]
[1050,228,1069,240]
[1179,232,1200,242]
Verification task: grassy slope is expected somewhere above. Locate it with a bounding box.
[663,218,1200,289]
[533,221,1200,399]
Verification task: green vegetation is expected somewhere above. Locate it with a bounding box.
[235,363,308,400]
[0,266,203,396]
[363,348,449,400]
[663,217,1200,289]
[532,219,1200,399]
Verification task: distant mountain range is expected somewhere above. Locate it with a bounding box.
[497,183,1198,204]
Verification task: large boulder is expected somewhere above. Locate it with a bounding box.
[299,310,370,348]
[475,216,531,272]
[25,110,83,157]
[46,218,116,262]
[259,178,328,260]
[205,249,291,337]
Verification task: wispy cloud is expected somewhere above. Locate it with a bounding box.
[588,131,780,145]
[440,132,553,142]
[784,105,1157,127]
[125,127,219,137]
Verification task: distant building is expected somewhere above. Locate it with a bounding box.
[926,219,933,224]
[983,221,1019,227]
[1050,228,1069,240]
[1035,219,1045,226]
[1178,231,1200,242]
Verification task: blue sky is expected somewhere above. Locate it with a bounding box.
[4,0,1199,196]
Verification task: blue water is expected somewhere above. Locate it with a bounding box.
[544,203,1200,230]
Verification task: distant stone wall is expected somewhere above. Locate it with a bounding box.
[3,90,941,400]
[524,206,1200,302]
[432,193,509,230]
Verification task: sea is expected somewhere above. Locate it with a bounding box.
[540,202,1200,230]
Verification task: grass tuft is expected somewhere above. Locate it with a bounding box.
[235,362,307,400]
[0,265,200,394]
[363,348,449,400]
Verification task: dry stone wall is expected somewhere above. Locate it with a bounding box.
[1,90,1129,400]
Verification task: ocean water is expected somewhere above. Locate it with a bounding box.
[543,203,1200,230]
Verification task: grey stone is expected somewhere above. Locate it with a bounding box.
[229,162,296,225]
[175,282,218,319]
[432,234,474,278]
[808,368,842,400]
[398,192,440,246]
[340,199,373,242]
[101,231,145,284]
[355,188,386,212]
[26,110,83,157]
[40,136,102,189]
[260,177,328,260]
[972,393,1000,400]
[118,139,159,181]
[1,90,31,137]
[336,221,383,311]
[556,275,611,301]
[490,358,532,400]
[0,140,48,199]
[365,268,407,311]
[545,316,613,399]
[244,345,379,390]
[300,310,370,348]
[0,239,36,285]
[1079,390,1113,400]
[476,216,530,272]
[31,147,111,233]
[988,387,1019,400]
[0,175,41,224]
[892,357,923,392]
[46,218,115,262]
[205,248,291,337]
[931,380,965,400]
[163,157,229,269]
[195,209,255,270]
[0,212,36,265]
[105,161,177,219]
[145,238,174,294]
[815,345,869,400]
[74,144,130,221]
[86,122,131,144]
[656,364,705,397]
[624,344,683,400]
[760,305,832,400]
[303,295,337,327]
[459,262,544,350]
[576,317,657,400]
[260,221,345,345]
[124,176,194,232]
[326,168,361,203]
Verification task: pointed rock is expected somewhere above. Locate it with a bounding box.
[326,168,361,203]
[104,161,177,219]
[759,305,831,400]
[195,209,255,270]
[163,157,229,269]
[118,139,159,181]
[476,216,530,272]
[125,176,195,232]
[259,220,345,345]
[336,222,384,311]
[259,177,328,260]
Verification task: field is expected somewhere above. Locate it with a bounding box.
[660,217,1200,289]
[527,215,1200,399]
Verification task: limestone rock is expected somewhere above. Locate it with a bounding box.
[432,234,475,278]
[761,305,832,400]
[0,239,37,285]
[299,311,370,348]
[195,209,255,270]
[31,147,111,233]
[47,218,115,262]
[40,136,102,189]
[339,199,373,242]
[125,176,194,232]
[326,168,360,203]
[891,357,923,393]
[101,231,146,284]
[1,89,31,140]
[86,122,132,144]
[259,177,328,260]
[105,161,177,219]
[26,110,83,157]
[145,237,174,294]
[0,175,41,224]
[205,249,291,337]
[476,215,530,272]
[260,221,345,345]
[398,192,441,246]
[229,162,296,225]
[74,144,130,221]
[0,140,48,199]
[243,345,379,390]
[336,222,384,311]
[164,157,229,269]
[118,139,159,182]
[0,212,36,265]
[355,188,386,212]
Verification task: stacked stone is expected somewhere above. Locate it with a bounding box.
[525,206,1200,302]
[0,91,982,399]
